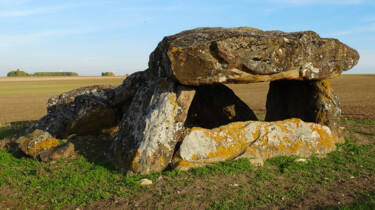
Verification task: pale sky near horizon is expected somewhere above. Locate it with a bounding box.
[0,0,374,76]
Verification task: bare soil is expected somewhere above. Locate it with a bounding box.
[0,76,125,125]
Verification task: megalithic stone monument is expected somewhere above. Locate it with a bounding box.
[18,27,359,175]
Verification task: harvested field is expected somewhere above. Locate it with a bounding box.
[0,76,125,125]
[0,75,374,125]
[229,74,375,121]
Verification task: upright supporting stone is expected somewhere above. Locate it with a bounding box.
[265,80,342,143]
[107,78,195,175]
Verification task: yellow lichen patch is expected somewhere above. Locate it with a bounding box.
[30,137,59,156]
[287,139,303,153]
[246,146,257,155]
[258,135,270,147]
[322,38,327,42]
[305,142,312,150]
[28,148,36,156]
[162,145,170,153]
[130,151,141,172]
[275,122,290,133]
[262,150,272,158]
[16,129,60,157]
[201,121,248,144]
[320,80,331,90]
[213,144,244,160]
[159,156,165,165]
[173,160,198,170]
[192,154,198,160]
[170,46,183,53]
[286,118,302,125]
[282,136,292,144]
[276,142,287,151]
[309,124,334,149]
[252,128,261,140]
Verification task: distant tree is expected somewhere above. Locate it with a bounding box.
[101,72,115,76]
[33,72,79,76]
[7,69,30,77]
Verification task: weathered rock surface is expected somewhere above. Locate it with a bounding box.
[150,27,359,85]
[39,142,75,162]
[65,94,120,136]
[27,85,120,138]
[108,78,195,175]
[185,83,258,129]
[173,118,335,170]
[47,85,115,113]
[16,129,59,158]
[265,80,342,143]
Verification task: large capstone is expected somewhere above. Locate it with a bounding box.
[149,27,359,85]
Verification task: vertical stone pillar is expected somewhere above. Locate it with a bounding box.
[265,80,342,143]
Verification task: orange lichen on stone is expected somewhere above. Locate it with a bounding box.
[170,47,183,53]
[309,124,334,149]
[159,156,165,165]
[287,139,303,153]
[173,159,199,170]
[130,151,141,172]
[276,142,287,151]
[16,129,59,157]
[28,137,59,156]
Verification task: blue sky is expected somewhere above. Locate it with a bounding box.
[0,0,374,76]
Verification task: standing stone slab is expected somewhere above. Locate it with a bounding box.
[108,78,195,175]
[173,118,335,170]
[150,27,359,85]
[265,80,342,143]
[27,85,118,138]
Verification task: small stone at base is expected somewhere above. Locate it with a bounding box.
[139,178,153,185]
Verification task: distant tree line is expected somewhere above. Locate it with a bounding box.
[33,72,79,76]
[7,69,31,77]
[101,72,115,76]
[7,69,79,77]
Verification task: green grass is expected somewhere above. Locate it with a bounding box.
[337,191,375,210]
[0,119,374,209]
[341,119,375,125]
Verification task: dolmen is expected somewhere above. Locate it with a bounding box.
[17,27,359,175]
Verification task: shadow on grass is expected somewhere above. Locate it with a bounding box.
[67,134,118,172]
[0,121,118,172]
